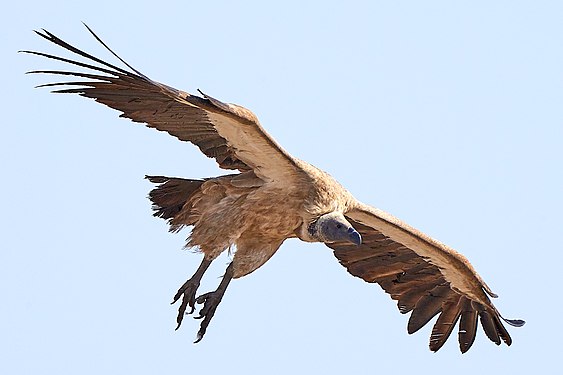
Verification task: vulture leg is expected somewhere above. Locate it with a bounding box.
[172,257,212,330]
[193,262,234,343]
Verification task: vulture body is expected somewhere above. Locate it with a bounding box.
[23,25,524,352]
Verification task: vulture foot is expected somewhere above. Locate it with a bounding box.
[193,263,234,343]
[172,258,212,330]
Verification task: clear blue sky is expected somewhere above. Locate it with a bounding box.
[3,1,561,374]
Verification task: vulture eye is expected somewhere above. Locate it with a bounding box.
[336,223,343,229]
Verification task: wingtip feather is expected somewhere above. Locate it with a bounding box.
[502,317,526,327]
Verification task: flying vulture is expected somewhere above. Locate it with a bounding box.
[23,25,524,353]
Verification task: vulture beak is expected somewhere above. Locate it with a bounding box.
[348,227,362,246]
[313,212,362,246]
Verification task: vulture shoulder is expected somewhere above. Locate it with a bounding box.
[21,25,306,183]
[327,203,524,352]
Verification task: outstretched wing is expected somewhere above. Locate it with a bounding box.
[326,203,524,353]
[22,25,303,182]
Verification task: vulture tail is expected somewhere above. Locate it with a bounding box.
[145,175,205,231]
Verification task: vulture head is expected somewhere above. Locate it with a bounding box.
[309,212,362,246]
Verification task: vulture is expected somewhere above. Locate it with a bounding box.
[23,25,524,353]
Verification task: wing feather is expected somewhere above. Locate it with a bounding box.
[398,286,437,314]
[459,300,479,353]
[23,26,304,182]
[429,298,463,352]
[327,203,524,352]
[407,284,453,334]
[479,310,501,346]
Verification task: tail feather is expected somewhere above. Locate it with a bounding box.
[145,175,205,231]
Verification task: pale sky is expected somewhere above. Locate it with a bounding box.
[3,1,562,374]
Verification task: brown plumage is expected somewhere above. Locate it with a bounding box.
[22,24,524,351]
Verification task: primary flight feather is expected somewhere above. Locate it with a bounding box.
[23,25,524,352]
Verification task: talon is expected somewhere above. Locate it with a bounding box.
[191,263,234,343]
[195,292,211,305]
[194,334,203,344]
[171,258,212,330]
[172,279,201,329]
[192,291,221,340]
[171,288,185,305]
[193,292,216,320]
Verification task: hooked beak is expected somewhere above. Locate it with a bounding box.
[348,227,362,246]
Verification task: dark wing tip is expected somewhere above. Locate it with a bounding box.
[487,291,499,298]
[79,23,148,79]
[145,175,169,183]
[502,317,526,327]
[33,28,49,39]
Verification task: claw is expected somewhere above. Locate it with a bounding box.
[172,284,188,305]
[172,279,200,329]
[171,258,212,330]
[194,292,214,319]
[172,278,202,329]
[191,263,234,343]
[192,292,221,342]
[194,332,204,344]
